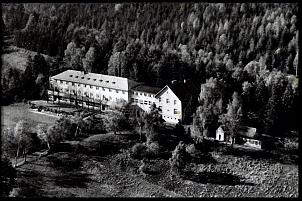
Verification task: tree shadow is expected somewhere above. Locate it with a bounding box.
[53,172,92,188]
[16,170,46,197]
[181,170,254,186]
[221,146,299,165]
[189,154,217,165]
[46,153,82,171]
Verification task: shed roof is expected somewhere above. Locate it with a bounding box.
[51,70,139,91]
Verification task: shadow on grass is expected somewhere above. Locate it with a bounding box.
[190,154,217,165]
[47,153,82,171]
[53,172,92,188]
[221,146,299,165]
[181,171,254,186]
[17,170,46,197]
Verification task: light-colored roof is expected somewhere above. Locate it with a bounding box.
[51,70,139,91]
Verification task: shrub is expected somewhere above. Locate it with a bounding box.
[147,141,160,157]
[169,141,187,174]
[131,143,149,159]
[186,143,199,157]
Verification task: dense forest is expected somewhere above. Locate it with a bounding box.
[2,3,299,136]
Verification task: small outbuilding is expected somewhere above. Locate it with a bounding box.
[216,126,263,149]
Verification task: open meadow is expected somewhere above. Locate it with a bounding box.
[1,103,58,132]
[12,133,298,198]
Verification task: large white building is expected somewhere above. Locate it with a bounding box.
[48,70,197,124]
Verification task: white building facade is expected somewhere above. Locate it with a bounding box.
[155,86,182,124]
[48,70,187,124]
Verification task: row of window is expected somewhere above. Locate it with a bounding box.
[158,97,177,105]
[132,91,154,98]
[67,75,116,85]
[56,84,126,94]
[158,106,178,114]
[163,115,179,121]
[246,139,261,145]
[132,98,155,106]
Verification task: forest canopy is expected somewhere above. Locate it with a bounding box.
[2,3,299,136]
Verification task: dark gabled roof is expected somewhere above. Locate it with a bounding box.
[237,126,258,139]
[219,125,260,139]
[159,80,199,103]
[131,84,161,94]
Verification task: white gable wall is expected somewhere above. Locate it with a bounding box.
[216,127,225,141]
[156,87,182,124]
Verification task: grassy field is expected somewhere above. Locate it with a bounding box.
[2,45,55,73]
[1,103,58,132]
[11,133,298,198]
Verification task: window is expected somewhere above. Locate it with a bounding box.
[78,84,81,87]
[72,82,75,86]
[148,94,151,97]
[166,99,170,103]
[75,76,79,78]
[159,106,162,111]
[96,87,99,90]
[148,101,151,105]
[135,92,138,95]
[139,100,143,104]
[144,93,147,96]
[60,81,63,84]
[122,91,125,94]
[219,135,221,141]
[159,97,161,102]
[87,78,91,80]
[102,88,105,91]
[90,85,93,89]
[112,82,116,84]
[109,89,112,92]
[140,93,142,95]
[174,109,177,114]
[135,99,138,103]
[69,75,73,77]
[174,100,177,105]
[81,77,84,79]
[116,90,119,93]
[93,79,96,81]
[131,98,134,102]
[144,101,148,105]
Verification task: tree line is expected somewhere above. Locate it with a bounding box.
[2,3,299,136]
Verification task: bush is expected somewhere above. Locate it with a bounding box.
[147,141,160,157]
[131,143,149,159]
[186,143,200,157]
[169,141,187,174]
